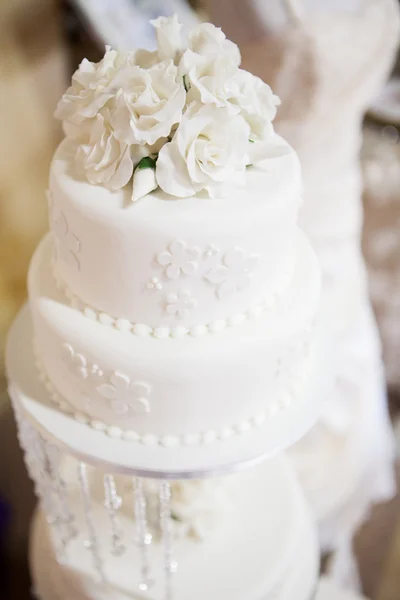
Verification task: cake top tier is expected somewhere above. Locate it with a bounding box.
[50,16,303,333]
[48,136,300,333]
[55,16,283,203]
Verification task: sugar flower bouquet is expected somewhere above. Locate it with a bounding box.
[55,16,281,201]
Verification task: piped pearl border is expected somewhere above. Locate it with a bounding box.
[52,261,293,340]
[33,340,315,448]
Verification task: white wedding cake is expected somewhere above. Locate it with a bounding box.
[6,16,324,600]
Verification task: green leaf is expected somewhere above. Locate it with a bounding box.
[183,75,190,92]
[249,139,255,143]
[136,156,157,171]
[171,513,182,522]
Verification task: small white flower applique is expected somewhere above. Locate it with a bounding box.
[48,191,81,271]
[157,240,200,279]
[146,277,163,293]
[63,343,89,379]
[204,244,220,259]
[204,247,259,300]
[62,344,104,382]
[97,372,151,416]
[165,290,198,320]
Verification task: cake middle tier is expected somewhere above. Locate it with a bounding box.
[29,231,319,446]
[48,135,300,331]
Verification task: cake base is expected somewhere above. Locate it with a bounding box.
[7,305,329,478]
[30,456,319,600]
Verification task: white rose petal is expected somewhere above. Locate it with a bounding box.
[150,15,183,63]
[55,46,120,130]
[231,69,280,123]
[229,69,281,165]
[156,102,250,198]
[132,48,159,69]
[132,165,157,202]
[188,23,241,66]
[111,60,186,147]
[75,110,134,190]
[180,50,240,112]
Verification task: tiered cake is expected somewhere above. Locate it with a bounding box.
[6,17,324,600]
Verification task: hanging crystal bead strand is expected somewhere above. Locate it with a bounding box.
[78,462,105,582]
[159,480,177,600]
[103,474,125,556]
[13,401,66,563]
[45,442,77,545]
[132,477,154,592]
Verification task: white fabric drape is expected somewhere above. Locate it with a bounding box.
[236,0,400,586]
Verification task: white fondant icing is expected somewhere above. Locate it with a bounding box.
[52,252,293,338]
[28,231,319,445]
[49,134,300,329]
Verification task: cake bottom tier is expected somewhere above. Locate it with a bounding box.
[30,457,319,600]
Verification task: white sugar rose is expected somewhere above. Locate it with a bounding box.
[55,47,120,130]
[156,102,250,198]
[180,51,239,111]
[231,69,280,123]
[111,60,186,147]
[188,23,241,66]
[229,70,281,164]
[75,109,134,190]
[150,14,184,63]
[132,48,159,69]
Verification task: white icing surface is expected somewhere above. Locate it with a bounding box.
[28,231,319,443]
[52,255,293,339]
[30,456,319,600]
[48,135,301,329]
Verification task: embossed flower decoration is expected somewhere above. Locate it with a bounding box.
[157,240,200,279]
[205,247,259,300]
[146,276,163,292]
[97,372,151,416]
[166,290,198,320]
[204,244,220,259]
[48,192,81,271]
[63,343,89,379]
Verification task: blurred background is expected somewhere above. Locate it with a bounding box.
[0,1,400,599]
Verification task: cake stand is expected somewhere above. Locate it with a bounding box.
[7,306,327,599]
